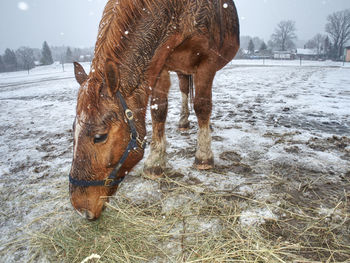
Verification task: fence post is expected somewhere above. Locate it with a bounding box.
[61,55,65,72]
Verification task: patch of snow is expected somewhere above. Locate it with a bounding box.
[151,104,158,110]
[240,208,277,227]
[1,60,349,262]
[117,176,161,204]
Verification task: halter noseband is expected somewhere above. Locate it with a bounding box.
[69,91,146,187]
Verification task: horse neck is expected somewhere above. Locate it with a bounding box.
[90,1,184,137]
[92,1,179,94]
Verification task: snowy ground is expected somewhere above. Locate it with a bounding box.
[0,60,349,262]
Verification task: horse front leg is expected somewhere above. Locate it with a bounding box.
[193,63,216,170]
[143,69,170,179]
[177,73,191,131]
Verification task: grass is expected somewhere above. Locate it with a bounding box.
[23,174,350,263]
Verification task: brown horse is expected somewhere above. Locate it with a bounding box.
[70,0,239,220]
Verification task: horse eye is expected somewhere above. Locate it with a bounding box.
[93,133,108,144]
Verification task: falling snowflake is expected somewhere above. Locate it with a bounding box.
[18,2,29,11]
[151,104,159,110]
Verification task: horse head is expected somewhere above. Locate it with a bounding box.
[69,62,145,220]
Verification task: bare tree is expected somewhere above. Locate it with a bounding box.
[305,34,326,55]
[324,36,332,59]
[325,9,350,60]
[248,39,255,54]
[271,20,297,51]
[16,47,35,74]
[65,47,73,63]
[251,37,263,51]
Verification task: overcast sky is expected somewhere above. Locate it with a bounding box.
[1,0,350,53]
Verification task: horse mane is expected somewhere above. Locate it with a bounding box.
[91,0,160,79]
[88,0,239,87]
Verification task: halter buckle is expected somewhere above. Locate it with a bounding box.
[104,178,114,186]
[125,109,134,120]
[137,137,146,149]
[129,133,146,150]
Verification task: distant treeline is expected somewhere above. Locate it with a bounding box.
[0,41,94,73]
[236,8,350,61]
[236,34,338,60]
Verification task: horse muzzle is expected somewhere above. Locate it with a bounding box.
[75,208,98,221]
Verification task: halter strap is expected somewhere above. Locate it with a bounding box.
[69,91,146,187]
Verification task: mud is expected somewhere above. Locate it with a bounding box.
[1,62,350,262]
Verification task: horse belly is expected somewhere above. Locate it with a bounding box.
[165,34,238,75]
[164,35,210,75]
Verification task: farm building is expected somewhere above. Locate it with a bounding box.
[345,46,350,62]
[296,48,319,60]
[273,51,294,60]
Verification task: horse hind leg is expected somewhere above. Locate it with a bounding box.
[143,69,171,179]
[177,73,191,131]
[193,62,216,170]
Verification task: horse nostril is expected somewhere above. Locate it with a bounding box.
[85,210,96,221]
[74,208,96,220]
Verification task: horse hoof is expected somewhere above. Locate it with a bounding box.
[179,127,190,132]
[195,163,214,170]
[194,157,214,170]
[178,122,190,131]
[143,166,164,180]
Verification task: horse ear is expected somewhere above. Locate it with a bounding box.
[74,62,88,85]
[105,60,120,97]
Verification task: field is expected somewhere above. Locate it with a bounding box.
[0,60,349,262]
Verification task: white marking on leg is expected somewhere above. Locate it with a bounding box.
[179,92,189,127]
[181,92,189,114]
[196,126,213,162]
[145,136,167,168]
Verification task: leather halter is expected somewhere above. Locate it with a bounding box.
[69,91,146,187]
